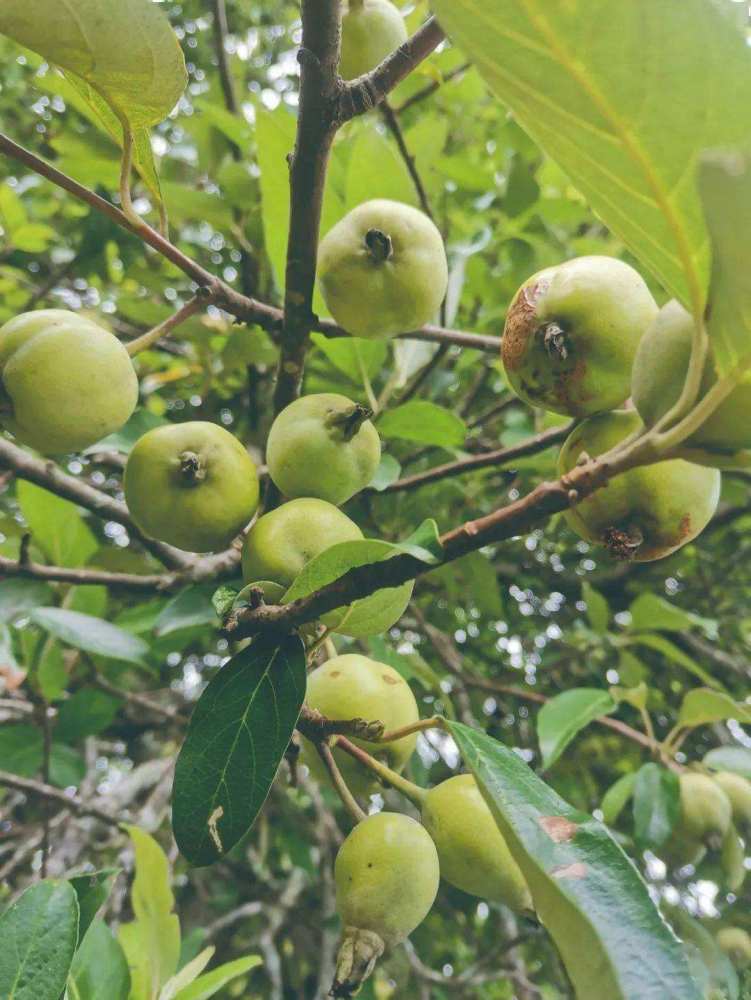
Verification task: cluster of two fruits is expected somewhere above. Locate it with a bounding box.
[503,257,751,562]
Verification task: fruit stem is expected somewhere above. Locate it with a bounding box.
[334,735,428,806]
[364,229,393,264]
[315,741,367,824]
[655,367,749,452]
[179,451,206,484]
[326,404,373,441]
[540,322,569,361]
[126,296,206,356]
[649,313,709,438]
[377,715,442,743]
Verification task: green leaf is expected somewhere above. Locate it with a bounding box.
[601,773,636,827]
[159,947,214,1000]
[430,0,751,311]
[344,125,418,210]
[172,635,306,866]
[69,869,120,940]
[394,519,444,564]
[609,682,648,712]
[703,746,751,779]
[282,539,414,639]
[173,956,262,1000]
[663,907,739,1000]
[697,149,751,373]
[117,827,181,999]
[632,763,680,849]
[30,608,150,667]
[154,585,220,638]
[677,688,751,728]
[17,480,97,568]
[626,633,723,689]
[0,182,27,233]
[211,585,239,620]
[0,880,79,1000]
[581,582,610,634]
[0,724,83,787]
[56,689,121,743]
[89,408,166,455]
[367,454,401,492]
[537,688,616,769]
[628,593,717,639]
[0,0,186,129]
[447,721,702,1000]
[378,401,466,448]
[0,579,53,624]
[67,919,131,1000]
[310,333,388,386]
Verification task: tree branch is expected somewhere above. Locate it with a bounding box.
[394,61,472,114]
[0,555,178,592]
[0,769,124,828]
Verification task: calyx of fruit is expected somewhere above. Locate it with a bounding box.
[421,774,533,911]
[332,812,439,996]
[266,393,381,505]
[502,256,658,417]
[241,497,362,587]
[318,199,448,339]
[124,421,259,552]
[302,654,419,800]
[632,299,751,454]
[716,927,751,971]
[339,0,408,81]
[712,771,751,832]
[557,409,721,562]
[0,308,138,454]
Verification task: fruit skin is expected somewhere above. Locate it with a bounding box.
[266,393,381,505]
[333,812,439,996]
[716,927,751,971]
[421,774,532,911]
[0,309,138,454]
[632,299,751,453]
[502,256,658,417]
[339,0,408,80]
[318,199,448,340]
[302,654,419,799]
[558,409,721,562]
[241,497,362,587]
[677,773,732,849]
[712,772,751,832]
[124,421,259,552]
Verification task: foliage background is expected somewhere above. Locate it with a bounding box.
[0,1,749,997]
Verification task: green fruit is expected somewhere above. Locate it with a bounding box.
[677,773,732,849]
[716,927,751,971]
[502,256,658,417]
[333,812,439,996]
[302,653,419,800]
[660,827,706,870]
[340,0,408,80]
[266,393,381,505]
[712,772,751,832]
[241,497,362,587]
[421,774,533,911]
[0,309,138,454]
[632,300,751,453]
[558,410,721,561]
[124,421,259,552]
[318,199,448,340]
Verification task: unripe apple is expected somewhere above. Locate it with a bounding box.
[339,0,408,80]
[421,774,532,911]
[318,199,448,340]
[302,653,419,799]
[716,927,751,971]
[0,309,138,454]
[333,812,439,996]
[241,497,363,587]
[266,393,381,505]
[502,256,658,417]
[558,409,721,561]
[124,421,259,552]
[632,299,751,454]
[712,772,751,832]
[677,772,732,850]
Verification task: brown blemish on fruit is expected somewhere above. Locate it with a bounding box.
[502,280,546,370]
[329,671,342,678]
[678,512,692,540]
[551,862,587,880]
[539,816,578,843]
[602,526,643,561]
[382,674,400,685]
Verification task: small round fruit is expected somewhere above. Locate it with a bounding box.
[266,393,381,504]
[318,199,448,340]
[124,421,259,552]
[340,0,408,80]
[0,309,138,454]
[241,498,362,587]
[558,409,721,561]
[421,774,532,911]
[717,927,751,971]
[502,256,658,417]
[333,812,439,996]
[677,773,732,849]
[302,654,419,799]
[712,772,751,832]
[632,299,751,453]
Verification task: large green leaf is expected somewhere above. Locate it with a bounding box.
[30,607,150,667]
[16,480,97,568]
[537,688,615,769]
[172,634,306,866]
[430,0,751,312]
[0,578,53,624]
[628,593,717,640]
[67,919,131,1000]
[0,880,79,1000]
[378,400,466,448]
[632,763,680,849]
[448,722,702,1000]
[69,869,119,940]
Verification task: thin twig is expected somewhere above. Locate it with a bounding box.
[380,99,434,219]
[0,769,124,828]
[125,295,207,356]
[315,742,367,823]
[394,61,472,114]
